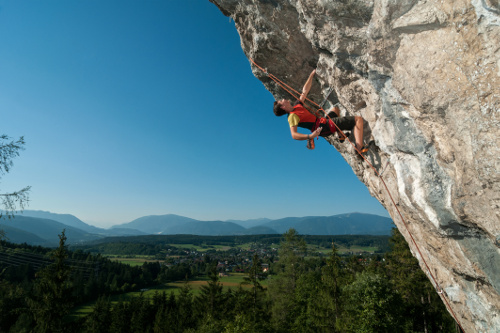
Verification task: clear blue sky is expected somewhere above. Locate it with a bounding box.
[0,0,388,228]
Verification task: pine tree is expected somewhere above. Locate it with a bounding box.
[292,270,322,332]
[129,294,153,333]
[242,254,266,321]
[268,228,307,332]
[340,271,404,333]
[385,228,456,332]
[109,300,131,333]
[152,305,166,333]
[222,314,255,333]
[84,296,112,333]
[0,279,31,331]
[28,230,73,333]
[176,278,195,331]
[312,243,345,332]
[196,262,224,321]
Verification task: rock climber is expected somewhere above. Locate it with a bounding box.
[273,68,368,153]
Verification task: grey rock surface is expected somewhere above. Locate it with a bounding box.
[210,0,500,332]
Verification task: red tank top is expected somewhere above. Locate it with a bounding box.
[291,103,317,123]
[290,102,337,134]
[289,103,317,130]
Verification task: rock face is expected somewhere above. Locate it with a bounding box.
[210,0,499,332]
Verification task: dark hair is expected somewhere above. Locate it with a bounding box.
[273,101,286,117]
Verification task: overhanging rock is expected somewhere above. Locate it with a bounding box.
[209,0,500,332]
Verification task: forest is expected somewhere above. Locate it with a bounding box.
[0,229,459,332]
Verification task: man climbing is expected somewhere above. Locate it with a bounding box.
[273,68,368,154]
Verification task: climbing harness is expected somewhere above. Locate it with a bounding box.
[250,58,465,333]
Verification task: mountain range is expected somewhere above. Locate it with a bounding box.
[0,210,394,247]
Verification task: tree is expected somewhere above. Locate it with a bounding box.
[129,294,153,333]
[340,271,404,333]
[268,228,307,332]
[28,230,74,333]
[0,279,31,332]
[385,228,456,332]
[176,278,195,331]
[310,243,345,332]
[223,314,255,333]
[196,262,224,321]
[0,135,31,221]
[238,254,270,331]
[84,296,112,333]
[109,300,132,333]
[292,270,323,332]
[242,254,266,318]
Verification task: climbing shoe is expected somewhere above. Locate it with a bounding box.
[356,144,369,156]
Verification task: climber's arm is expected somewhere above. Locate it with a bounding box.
[290,126,322,140]
[299,69,316,103]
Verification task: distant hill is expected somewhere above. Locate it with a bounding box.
[227,218,273,229]
[164,220,246,236]
[1,211,394,246]
[243,225,278,235]
[0,224,50,246]
[113,214,200,234]
[21,210,105,234]
[263,213,394,235]
[107,228,148,236]
[113,215,249,236]
[0,216,103,246]
[20,211,147,237]
[114,213,393,236]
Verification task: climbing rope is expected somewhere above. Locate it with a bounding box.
[250,58,465,333]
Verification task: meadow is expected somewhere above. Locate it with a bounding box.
[70,273,259,319]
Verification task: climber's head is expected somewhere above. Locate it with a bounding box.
[273,99,293,116]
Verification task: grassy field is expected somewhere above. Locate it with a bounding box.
[109,257,165,266]
[70,273,262,319]
[308,244,378,255]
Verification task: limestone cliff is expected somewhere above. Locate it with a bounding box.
[209,0,500,332]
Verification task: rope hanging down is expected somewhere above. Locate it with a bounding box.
[250,58,465,332]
